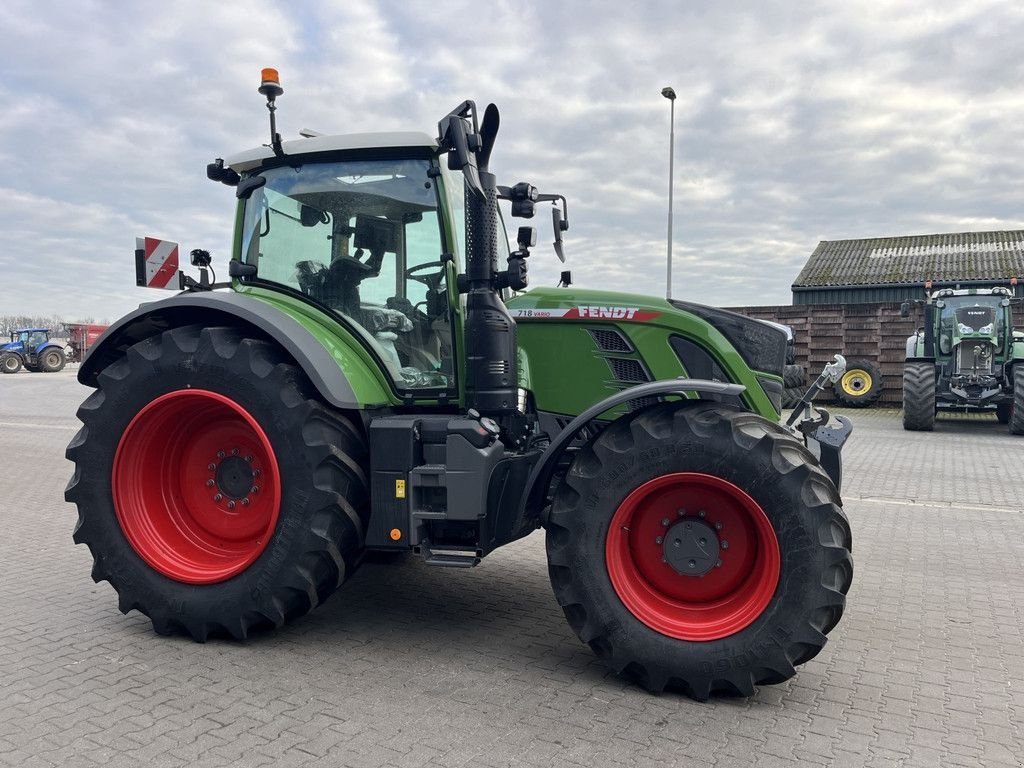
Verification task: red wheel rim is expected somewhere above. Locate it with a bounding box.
[605,473,780,641]
[112,389,281,584]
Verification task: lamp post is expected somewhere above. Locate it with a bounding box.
[661,86,677,300]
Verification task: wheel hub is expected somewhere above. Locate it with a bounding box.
[214,454,255,499]
[663,518,720,576]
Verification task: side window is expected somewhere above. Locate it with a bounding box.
[240,158,454,392]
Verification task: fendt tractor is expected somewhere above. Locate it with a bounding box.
[901,283,1024,433]
[66,71,853,699]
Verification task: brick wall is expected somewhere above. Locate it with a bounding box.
[726,303,1024,405]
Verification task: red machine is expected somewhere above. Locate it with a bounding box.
[65,323,108,362]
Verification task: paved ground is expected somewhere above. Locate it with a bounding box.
[1,369,1022,767]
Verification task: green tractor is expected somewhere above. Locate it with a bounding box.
[901,284,1024,432]
[66,71,853,699]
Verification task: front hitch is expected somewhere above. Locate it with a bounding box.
[787,354,853,492]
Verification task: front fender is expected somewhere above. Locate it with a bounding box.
[522,378,746,519]
[80,291,363,409]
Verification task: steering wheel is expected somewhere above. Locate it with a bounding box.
[405,261,447,288]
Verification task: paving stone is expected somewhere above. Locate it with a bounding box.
[1,376,1022,767]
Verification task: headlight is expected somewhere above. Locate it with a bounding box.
[978,323,994,335]
[958,322,973,334]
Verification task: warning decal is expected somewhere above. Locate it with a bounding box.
[135,236,180,289]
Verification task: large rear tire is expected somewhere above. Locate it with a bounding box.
[902,362,936,431]
[66,325,369,640]
[545,402,852,700]
[1010,367,1024,435]
[38,346,66,373]
[833,359,882,407]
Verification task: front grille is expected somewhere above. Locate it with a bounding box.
[589,328,633,353]
[607,357,649,382]
[955,341,994,374]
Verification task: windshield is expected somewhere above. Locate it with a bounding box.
[937,295,1006,350]
[240,158,454,392]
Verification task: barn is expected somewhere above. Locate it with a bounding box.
[791,230,1024,304]
[729,230,1024,405]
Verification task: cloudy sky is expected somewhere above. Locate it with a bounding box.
[2,1,1022,320]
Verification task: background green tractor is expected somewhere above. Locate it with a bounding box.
[902,285,1024,432]
[66,70,853,700]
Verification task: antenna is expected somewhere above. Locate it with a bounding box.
[258,68,285,157]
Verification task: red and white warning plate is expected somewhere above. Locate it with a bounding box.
[135,237,180,289]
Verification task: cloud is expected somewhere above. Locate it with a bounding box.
[1,0,1022,320]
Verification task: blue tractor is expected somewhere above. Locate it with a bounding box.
[0,328,67,374]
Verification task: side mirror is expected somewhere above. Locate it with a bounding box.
[552,206,566,263]
[236,175,267,200]
[900,301,910,318]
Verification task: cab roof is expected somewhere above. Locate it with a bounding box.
[14,328,48,333]
[225,131,438,173]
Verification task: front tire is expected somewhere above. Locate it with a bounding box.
[902,362,936,431]
[545,402,852,699]
[1010,367,1024,435]
[65,325,369,640]
[1,354,22,374]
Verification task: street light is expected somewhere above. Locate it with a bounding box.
[661,86,677,300]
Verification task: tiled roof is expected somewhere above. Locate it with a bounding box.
[793,230,1024,288]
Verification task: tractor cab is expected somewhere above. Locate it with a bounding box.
[6,328,50,353]
[231,148,460,393]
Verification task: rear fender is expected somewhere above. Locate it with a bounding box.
[79,292,363,409]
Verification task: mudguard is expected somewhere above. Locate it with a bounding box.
[79,291,360,409]
[522,378,746,518]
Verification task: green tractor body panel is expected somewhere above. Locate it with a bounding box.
[508,286,784,421]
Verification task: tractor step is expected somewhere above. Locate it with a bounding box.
[420,543,481,568]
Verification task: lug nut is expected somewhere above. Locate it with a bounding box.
[662,557,667,563]
[217,451,226,459]
[213,494,223,502]
[241,498,250,506]
[227,500,236,510]
[721,540,729,550]
[206,479,215,488]
[250,486,259,494]
[677,508,686,517]
[655,536,663,544]
[715,522,723,530]
[231,448,239,456]
[716,560,722,568]
[245,455,253,463]
[661,518,670,527]
[698,510,706,518]
[208,463,216,471]
[253,469,261,478]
